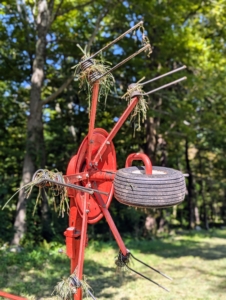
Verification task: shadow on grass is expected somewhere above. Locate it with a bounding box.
[84,259,135,299]
[127,237,226,260]
[0,249,136,300]
[89,229,226,261]
[0,249,69,298]
[0,230,226,299]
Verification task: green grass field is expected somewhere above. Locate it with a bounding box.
[0,229,226,300]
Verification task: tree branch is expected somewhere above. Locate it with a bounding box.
[86,1,119,52]
[86,10,107,53]
[55,0,93,18]
[42,0,117,105]
[51,0,64,23]
[42,75,74,105]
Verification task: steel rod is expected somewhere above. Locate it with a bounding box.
[130,252,172,280]
[34,178,109,196]
[81,21,144,63]
[96,44,150,81]
[86,289,97,300]
[144,76,187,95]
[139,65,186,86]
[126,265,169,292]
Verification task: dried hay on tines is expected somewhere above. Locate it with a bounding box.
[115,251,133,273]
[72,45,115,109]
[2,169,69,217]
[122,78,148,131]
[52,270,94,300]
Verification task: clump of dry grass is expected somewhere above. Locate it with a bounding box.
[52,270,95,300]
[115,251,133,273]
[72,45,115,109]
[72,21,152,110]
[122,78,148,131]
[2,169,69,217]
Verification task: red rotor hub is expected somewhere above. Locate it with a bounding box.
[66,128,116,224]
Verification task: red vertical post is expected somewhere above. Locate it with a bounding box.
[77,194,88,279]
[74,194,88,300]
[87,82,100,168]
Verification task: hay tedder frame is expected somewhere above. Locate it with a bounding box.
[2,21,187,300]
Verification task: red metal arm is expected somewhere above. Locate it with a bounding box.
[86,82,100,168]
[0,291,27,300]
[93,96,139,164]
[93,187,127,256]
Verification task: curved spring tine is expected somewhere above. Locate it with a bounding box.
[126,264,170,292]
[143,76,187,96]
[139,65,187,86]
[96,43,151,81]
[130,252,172,280]
[81,21,144,63]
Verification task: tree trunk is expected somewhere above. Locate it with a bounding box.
[12,0,52,245]
[194,206,200,225]
[198,152,209,230]
[185,138,195,229]
[145,116,158,164]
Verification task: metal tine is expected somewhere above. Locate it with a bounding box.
[34,178,109,196]
[96,43,151,81]
[139,65,187,86]
[143,76,187,96]
[81,21,144,64]
[87,289,97,300]
[130,252,172,280]
[126,264,170,292]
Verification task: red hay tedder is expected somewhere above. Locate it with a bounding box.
[1,21,187,300]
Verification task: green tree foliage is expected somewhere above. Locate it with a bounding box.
[0,0,226,244]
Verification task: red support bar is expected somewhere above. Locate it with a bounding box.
[64,170,115,184]
[93,97,139,164]
[0,291,27,300]
[72,193,88,300]
[77,194,88,281]
[89,171,115,181]
[87,82,100,168]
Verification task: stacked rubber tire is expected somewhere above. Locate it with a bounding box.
[114,166,186,208]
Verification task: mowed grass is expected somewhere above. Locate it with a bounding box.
[0,229,226,300]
